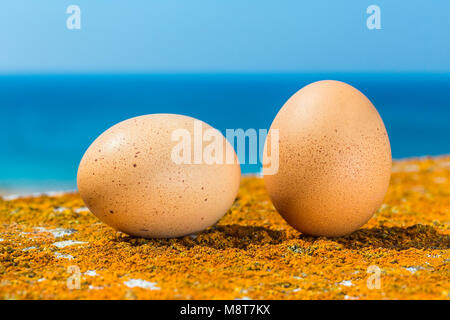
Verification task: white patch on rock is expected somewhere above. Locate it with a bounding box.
[124,279,160,290]
[405,266,424,274]
[339,280,353,287]
[33,227,77,238]
[75,207,90,213]
[89,285,104,290]
[85,270,97,276]
[54,252,74,260]
[52,228,77,238]
[22,246,37,251]
[52,240,87,248]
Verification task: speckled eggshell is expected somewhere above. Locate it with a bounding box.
[263,80,391,237]
[77,114,241,238]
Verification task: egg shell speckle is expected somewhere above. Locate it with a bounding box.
[263,80,392,237]
[77,114,241,238]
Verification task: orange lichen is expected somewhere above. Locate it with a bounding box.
[0,156,449,300]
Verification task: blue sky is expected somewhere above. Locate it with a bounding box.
[1,0,449,73]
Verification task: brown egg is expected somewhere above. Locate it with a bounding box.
[77,114,241,238]
[263,80,391,237]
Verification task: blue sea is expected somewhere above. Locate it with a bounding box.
[1,73,449,194]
